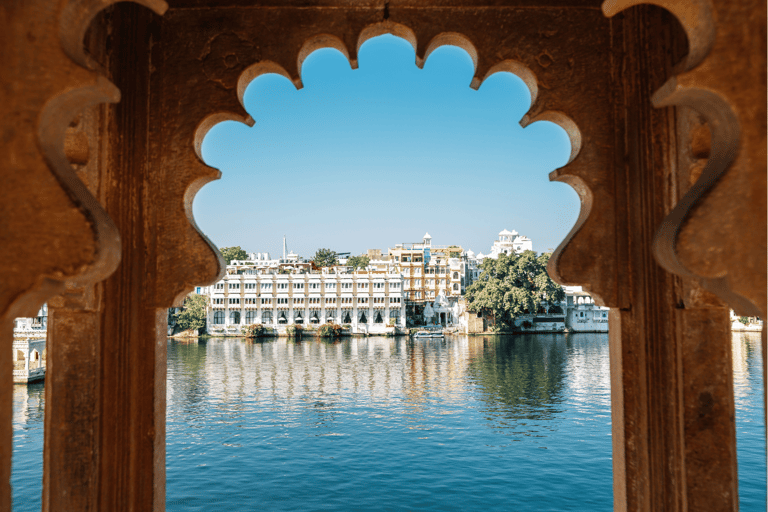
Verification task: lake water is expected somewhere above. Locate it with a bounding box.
[11,333,766,511]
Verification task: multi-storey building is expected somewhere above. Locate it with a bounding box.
[13,303,48,336]
[475,229,533,261]
[563,286,609,332]
[374,233,467,326]
[383,233,466,302]
[204,267,405,335]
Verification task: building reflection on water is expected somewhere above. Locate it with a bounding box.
[731,332,764,399]
[167,334,614,436]
[11,333,764,512]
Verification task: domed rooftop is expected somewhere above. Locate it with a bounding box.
[499,229,518,236]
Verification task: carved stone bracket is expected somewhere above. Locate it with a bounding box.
[604,0,767,319]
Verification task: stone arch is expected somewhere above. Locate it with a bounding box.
[3,3,762,512]
[193,23,587,309]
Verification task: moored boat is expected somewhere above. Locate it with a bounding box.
[413,330,445,339]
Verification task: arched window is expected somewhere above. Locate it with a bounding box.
[374,310,383,323]
[342,310,352,324]
[262,311,273,324]
[245,310,257,323]
[309,310,320,324]
[230,311,241,324]
[213,311,225,324]
[278,311,288,324]
[358,311,367,324]
[453,284,459,291]
[452,272,459,279]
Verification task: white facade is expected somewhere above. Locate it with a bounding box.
[12,337,46,383]
[13,304,48,336]
[204,267,406,335]
[464,250,480,287]
[564,286,609,332]
[476,229,534,261]
[730,310,763,331]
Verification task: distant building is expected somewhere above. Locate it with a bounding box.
[375,233,467,326]
[476,229,533,261]
[203,266,405,335]
[13,304,47,383]
[13,337,46,383]
[460,286,608,333]
[13,303,48,334]
[562,286,609,332]
[230,248,314,274]
[730,310,763,331]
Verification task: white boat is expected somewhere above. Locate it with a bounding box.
[413,330,444,339]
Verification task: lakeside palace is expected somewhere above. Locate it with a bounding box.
[191,230,613,336]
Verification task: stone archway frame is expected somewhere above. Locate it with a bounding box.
[1,0,170,510]
[189,16,608,302]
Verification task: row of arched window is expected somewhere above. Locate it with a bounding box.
[213,308,399,325]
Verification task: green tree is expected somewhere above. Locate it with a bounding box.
[346,254,370,270]
[220,246,247,264]
[465,251,565,332]
[174,294,208,332]
[312,248,338,267]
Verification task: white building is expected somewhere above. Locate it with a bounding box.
[464,250,480,288]
[204,267,406,336]
[13,303,48,335]
[13,338,46,383]
[476,229,533,261]
[729,310,763,331]
[564,286,609,332]
[13,304,48,383]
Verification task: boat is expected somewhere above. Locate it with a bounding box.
[413,330,445,339]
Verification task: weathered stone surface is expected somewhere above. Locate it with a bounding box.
[0,1,763,511]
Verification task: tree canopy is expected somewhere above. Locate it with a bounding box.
[346,254,370,270]
[312,248,338,267]
[220,246,247,264]
[465,251,565,332]
[174,294,208,332]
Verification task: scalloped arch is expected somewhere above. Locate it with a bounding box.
[194,111,255,162]
[297,34,353,88]
[480,60,539,110]
[357,22,421,69]
[237,61,296,107]
[424,32,479,88]
[225,25,580,166]
[199,24,585,298]
[523,111,583,165]
[547,172,596,300]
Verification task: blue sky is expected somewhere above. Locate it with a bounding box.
[196,34,578,258]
